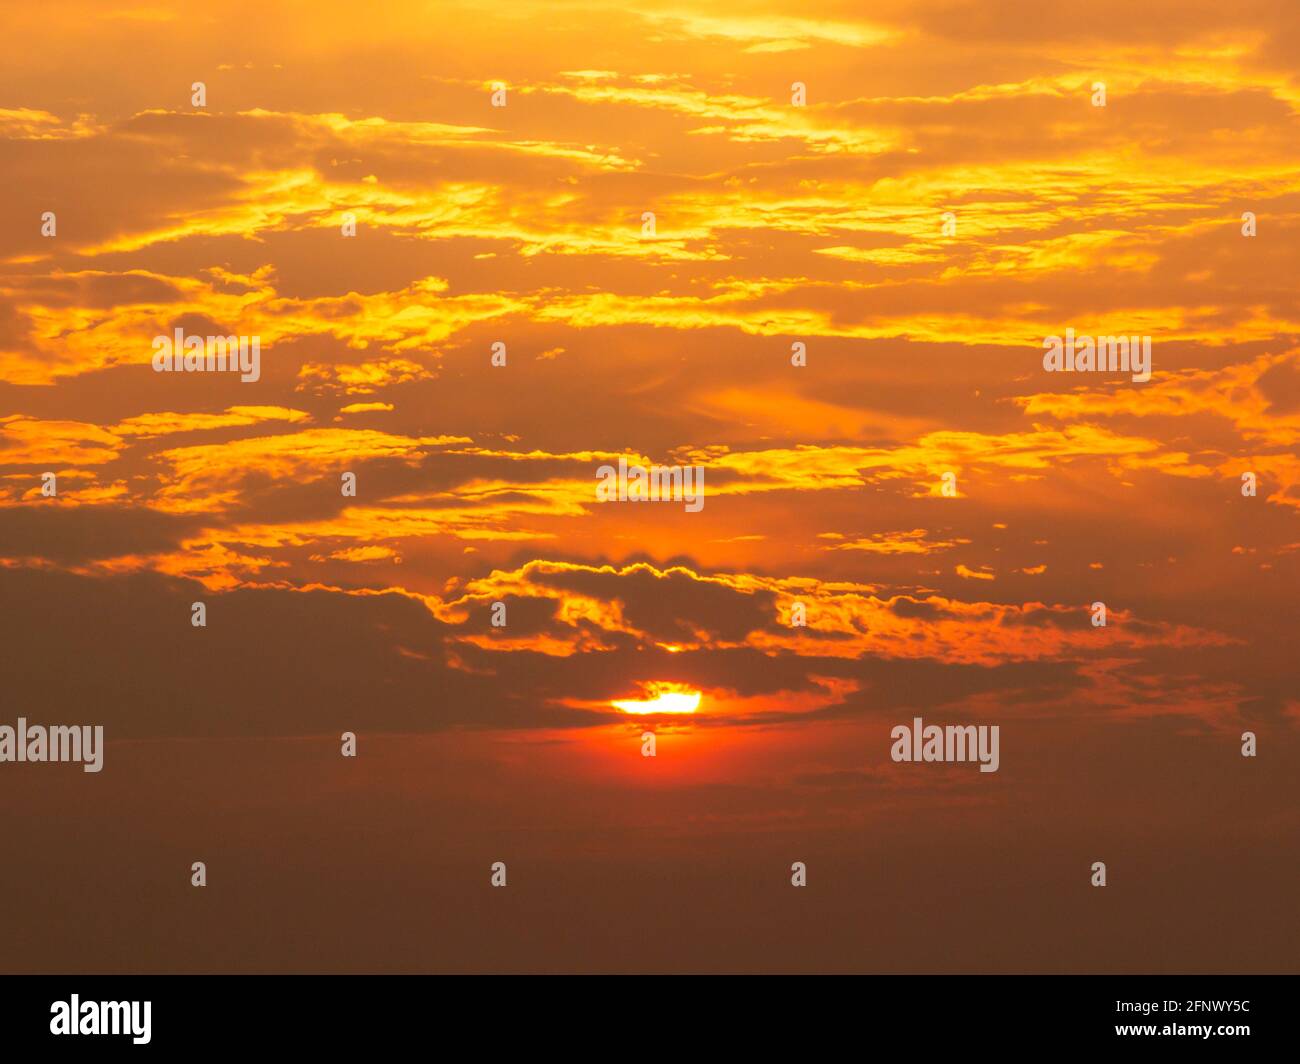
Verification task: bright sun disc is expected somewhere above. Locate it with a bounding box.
[611,684,702,715]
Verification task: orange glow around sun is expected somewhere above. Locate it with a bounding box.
[611,682,702,715]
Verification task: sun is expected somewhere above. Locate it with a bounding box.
[611,681,702,715]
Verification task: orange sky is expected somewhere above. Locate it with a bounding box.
[1,0,1298,972]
